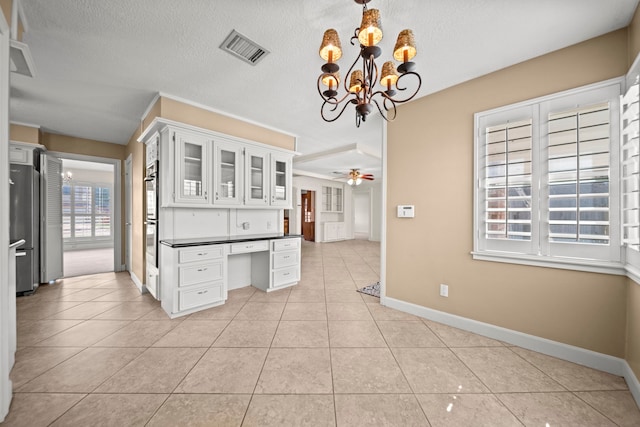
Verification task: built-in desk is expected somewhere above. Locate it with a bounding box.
[159,234,301,318]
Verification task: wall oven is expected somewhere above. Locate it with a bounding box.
[145,162,158,267]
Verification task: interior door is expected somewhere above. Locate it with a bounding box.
[41,155,63,282]
[301,191,315,241]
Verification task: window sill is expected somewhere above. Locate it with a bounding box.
[471,251,626,276]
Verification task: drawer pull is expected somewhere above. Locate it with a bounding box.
[283,256,290,259]
[197,268,208,272]
[247,245,253,248]
[283,272,290,276]
[197,290,208,295]
[197,252,208,256]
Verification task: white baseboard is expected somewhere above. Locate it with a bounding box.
[624,361,640,407]
[129,270,145,293]
[383,296,640,407]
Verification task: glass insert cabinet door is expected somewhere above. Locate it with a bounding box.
[175,131,209,204]
[271,154,291,207]
[245,149,268,205]
[214,141,242,205]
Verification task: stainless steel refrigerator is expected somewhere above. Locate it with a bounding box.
[10,163,40,295]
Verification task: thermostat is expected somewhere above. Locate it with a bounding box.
[397,205,415,218]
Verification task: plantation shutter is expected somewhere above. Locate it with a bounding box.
[547,103,611,245]
[484,119,533,241]
[622,81,640,251]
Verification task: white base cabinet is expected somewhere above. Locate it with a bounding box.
[160,244,228,318]
[324,222,346,242]
[159,236,301,317]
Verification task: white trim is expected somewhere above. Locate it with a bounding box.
[471,251,626,275]
[9,139,44,150]
[624,361,640,406]
[384,296,640,407]
[380,120,388,303]
[137,117,295,156]
[130,270,144,293]
[49,152,123,273]
[140,92,161,122]
[9,120,39,129]
[157,92,298,138]
[625,263,640,285]
[0,11,12,422]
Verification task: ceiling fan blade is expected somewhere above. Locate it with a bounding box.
[361,176,375,180]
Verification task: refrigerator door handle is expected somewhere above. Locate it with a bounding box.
[15,252,27,257]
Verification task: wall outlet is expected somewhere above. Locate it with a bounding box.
[440,284,449,297]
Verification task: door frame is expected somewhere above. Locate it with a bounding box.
[0,7,12,421]
[125,154,132,272]
[50,152,123,272]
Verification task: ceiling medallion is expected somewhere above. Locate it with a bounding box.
[317,0,421,127]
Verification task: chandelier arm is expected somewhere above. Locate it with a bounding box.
[321,98,358,123]
[370,98,392,122]
[385,71,422,104]
[317,74,353,106]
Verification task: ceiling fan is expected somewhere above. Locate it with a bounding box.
[343,169,374,186]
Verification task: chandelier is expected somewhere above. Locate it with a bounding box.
[317,0,421,127]
[61,171,73,183]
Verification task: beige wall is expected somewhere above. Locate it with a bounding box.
[628,279,640,378]
[386,29,629,357]
[160,97,295,151]
[9,124,39,144]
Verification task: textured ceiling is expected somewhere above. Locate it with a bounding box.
[9,0,640,180]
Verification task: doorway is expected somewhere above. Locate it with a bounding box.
[301,190,315,241]
[353,190,371,240]
[56,156,120,277]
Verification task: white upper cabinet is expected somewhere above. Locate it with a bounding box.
[213,140,242,206]
[245,148,269,206]
[175,130,209,205]
[270,153,292,207]
[142,120,294,209]
[322,185,343,212]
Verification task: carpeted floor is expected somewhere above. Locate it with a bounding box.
[64,247,114,277]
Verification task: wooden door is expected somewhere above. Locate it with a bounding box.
[301,191,315,241]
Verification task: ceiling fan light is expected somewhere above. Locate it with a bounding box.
[349,70,364,93]
[393,29,416,62]
[319,29,343,62]
[380,61,399,88]
[348,178,354,185]
[358,9,383,47]
[356,177,362,185]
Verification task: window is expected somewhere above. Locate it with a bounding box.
[62,181,113,241]
[474,80,622,273]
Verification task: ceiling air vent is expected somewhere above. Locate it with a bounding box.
[220,30,269,66]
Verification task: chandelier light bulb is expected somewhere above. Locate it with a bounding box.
[348,178,354,185]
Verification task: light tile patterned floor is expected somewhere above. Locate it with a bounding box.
[4,240,640,426]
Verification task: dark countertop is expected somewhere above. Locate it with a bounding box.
[161,233,302,248]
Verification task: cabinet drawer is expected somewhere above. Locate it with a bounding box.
[230,240,269,254]
[272,238,300,252]
[272,266,299,288]
[272,250,299,269]
[178,246,224,263]
[179,262,224,286]
[179,282,224,311]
